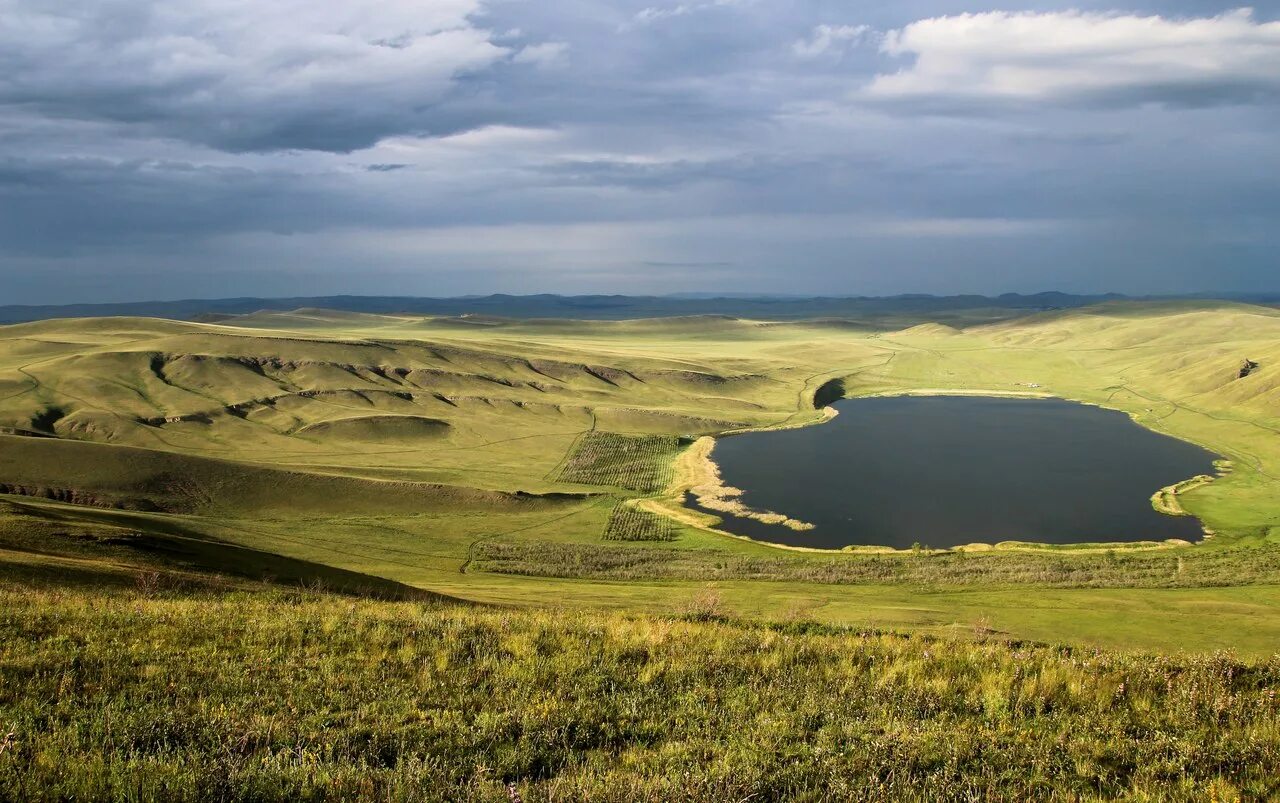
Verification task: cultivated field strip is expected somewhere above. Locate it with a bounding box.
[602,502,677,541]
[554,432,682,492]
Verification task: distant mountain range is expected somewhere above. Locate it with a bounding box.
[1,291,1275,324]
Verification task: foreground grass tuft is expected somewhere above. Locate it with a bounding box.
[0,579,1277,801]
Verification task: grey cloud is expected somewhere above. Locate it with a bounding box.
[1002,131,1131,148]
[2,0,1280,303]
[0,0,549,153]
[643,260,735,267]
[792,24,872,59]
[534,154,813,190]
[0,156,362,255]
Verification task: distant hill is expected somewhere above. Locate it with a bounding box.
[0,292,1155,324]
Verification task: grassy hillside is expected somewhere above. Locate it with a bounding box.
[3,300,1280,652]
[1,575,1276,802]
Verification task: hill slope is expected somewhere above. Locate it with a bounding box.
[0,576,1276,802]
[3,300,1280,653]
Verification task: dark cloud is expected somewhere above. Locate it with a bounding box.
[0,0,534,153]
[1,0,1279,302]
[0,157,342,254]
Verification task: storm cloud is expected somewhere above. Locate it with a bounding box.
[1,1,1278,302]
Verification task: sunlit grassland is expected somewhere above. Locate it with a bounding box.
[2,301,1280,652]
[6,501,1280,657]
[3,302,1280,797]
[1,578,1277,802]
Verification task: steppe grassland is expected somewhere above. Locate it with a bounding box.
[2,301,1280,651]
[260,302,1280,544]
[2,576,1278,802]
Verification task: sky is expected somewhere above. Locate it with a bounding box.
[2,1,1279,303]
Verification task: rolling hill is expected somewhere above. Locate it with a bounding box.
[2,299,1280,653]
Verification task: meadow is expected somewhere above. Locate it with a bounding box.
[2,299,1280,656]
[1,573,1277,802]
[3,298,1280,797]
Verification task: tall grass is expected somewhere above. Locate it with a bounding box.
[602,503,677,542]
[553,433,680,492]
[474,538,1280,588]
[0,578,1276,801]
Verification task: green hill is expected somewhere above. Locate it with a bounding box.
[5,298,1280,798]
[3,300,1280,654]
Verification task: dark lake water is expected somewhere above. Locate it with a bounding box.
[693,395,1218,549]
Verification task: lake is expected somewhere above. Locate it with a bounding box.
[691,395,1219,549]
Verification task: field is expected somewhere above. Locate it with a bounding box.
[3,298,1280,795]
[553,433,682,493]
[3,301,1280,649]
[602,501,678,542]
[1,575,1277,801]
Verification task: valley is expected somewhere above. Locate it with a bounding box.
[2,300,1280,653]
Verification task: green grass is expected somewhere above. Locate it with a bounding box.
[0,577,1277,802]
[4,301,1280,796]
[473,537,1280,588]
[3,300,1280,654]
[553,432,682,492]
[601,502,677,542]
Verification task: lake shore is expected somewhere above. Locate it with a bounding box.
[663,393,1218,554]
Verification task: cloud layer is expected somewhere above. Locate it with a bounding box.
[1,1,1279,302]
[0,0,522,151]
[870,8,1280,108]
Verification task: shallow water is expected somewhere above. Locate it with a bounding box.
[692,395,1218,549]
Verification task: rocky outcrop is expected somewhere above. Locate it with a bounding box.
[812,378,846,408]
